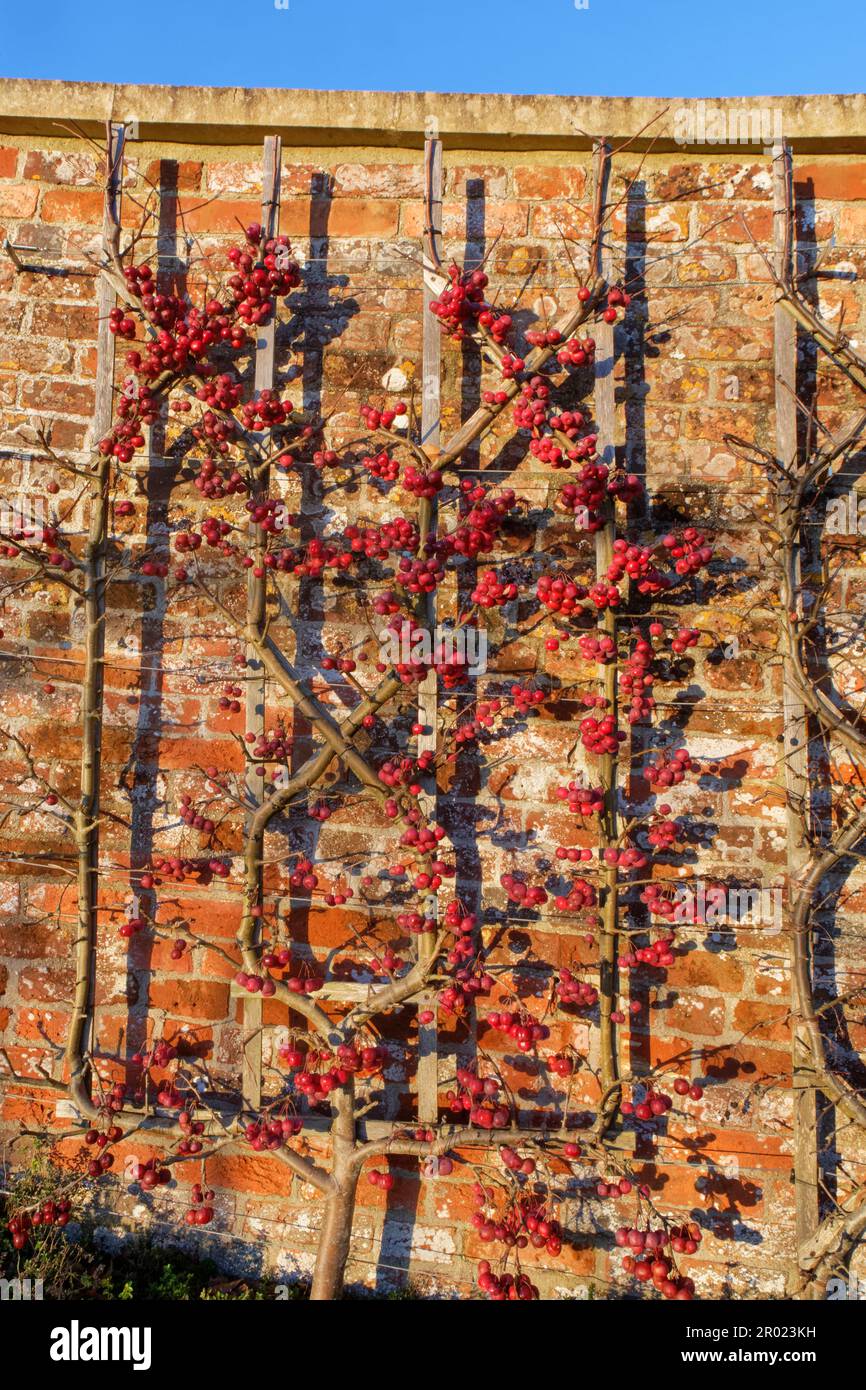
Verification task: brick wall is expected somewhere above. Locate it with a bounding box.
[1,84,865,1298]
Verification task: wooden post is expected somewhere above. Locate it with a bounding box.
[590,140,621,1134]
[69,122,125,1101]
[774,141,821,1282]
[416,121,444,1124]
[243,134,282,1113]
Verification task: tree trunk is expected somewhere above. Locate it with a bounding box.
[310,1163,360,1300]
[310,1084,359,1301]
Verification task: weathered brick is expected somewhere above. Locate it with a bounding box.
[0,184,39,218]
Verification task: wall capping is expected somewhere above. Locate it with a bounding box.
[0,79,864,151]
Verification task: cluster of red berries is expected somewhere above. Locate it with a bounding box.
[537,572,587,617]
[477,1263,539,1301]
[367,1168,396,1192]
[108,305,137,339]
[619,932,678,967]
[670,625,700,655]
[555,845,595,864]
[556,335,596,369]
[190,407,237,461]
[579,710,625,756]
[403,464,443,499]
[439,485,518,561]
[240,389,294,432]
[185,1183,215,1226]
[513,374,550,431]
[578,631,616,662]
[270,538,352,578]
[248,721,292,765]
[360,399,408,431]
[471,568,518,608]
[500,872,548,907]
[395,908,436,935]
[395,554,446,595]
[430,266,512,344]
[557,969,599,1009]
[363,449,400,483]
[245,1116,304,1151]
[7,1197,72,1249]
[646,814,678,852]
[190,457,246,500]
[438,958,494,1016]
[176,1109,206,1155]
[132,1040,175,1070]
[661,528,713,577]
[618,1221,701,1299]
[553,878,599,913]
[524,327,564,349]
[140,856,230,888]
[445,1068,510,1128]
[644,747,698,788]
[234,969,277,998]
[485,1011,550,1052]
[510,683,547,716]
[288,857,319,891]
[228,226,301,324]
[177,794,215,835]
[130,1159,171,1191]
[556,780,604,815]
[243,497,294,540]
[218,678,241,711]
[620,636,655,722]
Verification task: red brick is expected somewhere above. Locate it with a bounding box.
[205,1150,290,1197]
[0,147,18,179]
[670,951,744,993]
[41,188,105,224]
[30,303,97,340]
[0,184,39,218]
[513,166,587,199]
[14,1008,71,1044]
[794,162,866,200]
[144,159,203,191]
[17,963,75,1002]
[733,999,791,1044]
[21,379,95,416]
[695,203,774,243]
[23,150,99,185]
[149,978,230,1021]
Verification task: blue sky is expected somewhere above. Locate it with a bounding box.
[1,0,863,95]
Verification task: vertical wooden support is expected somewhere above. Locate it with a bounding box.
[774,142,821,1276]
[591,141,621,1132]
[242,135,282,1113]
[68,122,125,1105]
[416,123,443,1123]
